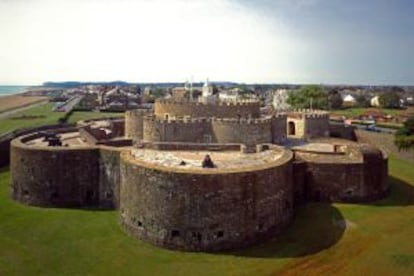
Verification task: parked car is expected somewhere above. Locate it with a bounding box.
[365,124,381,132]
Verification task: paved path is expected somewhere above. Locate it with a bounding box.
[0,100,49,119]
[356,129,414,163]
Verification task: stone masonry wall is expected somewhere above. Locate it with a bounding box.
[143,117,272,149]
[10,133,127,209]
[287,117,305,138]
[99,147,122,209]
[125,109,149,142]
[154,99,261,119]
[211,119,272,147]
[294,145,388,202]
[304,115,330,139]
[329,123,357,141]
[287,113,329,139]
[11,139,100,207]
[143,117,212,143]
[120,150,294,252]
[271,115,287,143]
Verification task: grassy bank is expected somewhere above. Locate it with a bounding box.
[331,107,403,118]
[67,111,123,124]
[0,95,48,113]
[0,156,413,275]
[0,104,123,136]
[0,103,63,135]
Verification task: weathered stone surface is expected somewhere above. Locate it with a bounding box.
[10,132,123,209]
[293,141,389,202]
[125,109,149,142]
[11,138,100,207]
[120,149,294,251]
[154,99,261,119]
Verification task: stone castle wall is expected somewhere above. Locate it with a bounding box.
[271,114,287,143]
[120,149,294,252]
[98,146,122,208]
[211,118,272,146]
[329,123,357,141]
[10,132,123,209]
[287,112,329,139]
[125,109,149,142]
[293,143,388,202]
[11,135,101,207]
[154,99,261,119]
[304,115,330,139]
[143,116,212,143]
[142,116,278,149]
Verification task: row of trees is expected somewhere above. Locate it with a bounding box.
[395,115,414,150]
[287,85,402,110]
[286,85,342,110]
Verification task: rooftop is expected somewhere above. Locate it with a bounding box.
[129,147,288,172]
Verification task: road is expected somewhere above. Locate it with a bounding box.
[54,95,84,112]
[330,121,397,134]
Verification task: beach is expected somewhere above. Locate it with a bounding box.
[0,94,48,114]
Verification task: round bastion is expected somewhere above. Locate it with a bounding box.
[154,98,261,119]
[120,145,294,251]
[292,138,389,202]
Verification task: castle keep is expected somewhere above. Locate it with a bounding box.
[10,97,389,252]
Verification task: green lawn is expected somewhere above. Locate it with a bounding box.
[68,111,123,124]
[0,103,63,135]
[0,104,123,136]
[0,156,413,275]
[331,107,403,118]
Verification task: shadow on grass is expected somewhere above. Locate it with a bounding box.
[226,175,414,258]
[369,176,414,207]
[225,204,345,258]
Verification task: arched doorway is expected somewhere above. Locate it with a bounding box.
[288,121,295,135]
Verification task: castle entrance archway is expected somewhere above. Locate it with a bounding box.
[288,121,295,135]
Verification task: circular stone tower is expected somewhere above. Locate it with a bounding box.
[120,146,294,251]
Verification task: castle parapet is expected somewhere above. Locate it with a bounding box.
[154,98,260,119]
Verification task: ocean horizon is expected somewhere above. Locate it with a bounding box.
[0,85,29,96]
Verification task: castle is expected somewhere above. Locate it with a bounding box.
[10,93,389,252]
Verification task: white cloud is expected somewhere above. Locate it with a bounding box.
[0,0,308,84]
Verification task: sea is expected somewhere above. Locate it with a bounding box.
[0,86,28,96]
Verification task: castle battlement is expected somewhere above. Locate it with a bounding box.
[143,116,274,125]
[288,109,329,119]
[156,98,259,107]
[272,113,287,119]
[303,113,329,119]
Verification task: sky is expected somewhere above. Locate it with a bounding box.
[0,0,413,85]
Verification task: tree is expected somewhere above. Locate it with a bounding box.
[287,85,328,109]
[212,84,219,95]
[327,89,343,109]
[378,91,401,108]
[355,95,370,108]
[152,88,165,99]
[394,115,414,150]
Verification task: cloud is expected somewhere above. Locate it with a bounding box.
[0,0,413,85]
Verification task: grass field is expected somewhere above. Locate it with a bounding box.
[0,104,123,136]
[67,111,123,124]
[0,103,64,135]
[0,156,413,275]
[331,107,404,118]
[0,95,48,113]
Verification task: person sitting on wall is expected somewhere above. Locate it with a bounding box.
[202,154,215,168]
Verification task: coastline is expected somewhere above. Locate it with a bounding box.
[0,85,30,97]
